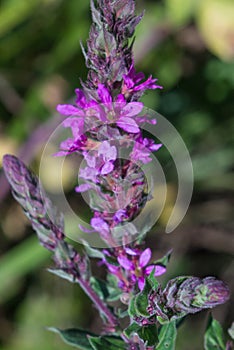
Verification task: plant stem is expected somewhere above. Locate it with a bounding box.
[77,277,118,328]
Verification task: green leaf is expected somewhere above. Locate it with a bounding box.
[165,0,196,27]
[81,240,104,259]
[88,336,126,350]
[153,250,173,269]
[116,308,129,319]
[0,0,41,38]
[128,297,138,318]
[47,269,75,283]
[48,327,95,349]
[106,273,122,302]
[105,255,119,266]
[147,269,160,290]
[135,291,150,318]
[228,322,234,340]
[90,276,122,302]
[134,279,153,317]
[204,315,226,350]
[138,324,158,346]
[90,277,109,301]
[124,323,141,338]
[156,321,177,350]
[0,236,49,302]
[124,322,159,347]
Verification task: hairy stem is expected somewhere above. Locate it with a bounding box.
[77,277,118,328]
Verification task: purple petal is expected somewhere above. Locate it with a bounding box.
[75,89,87,108]
[101,161,114,175]
[53,150,70,157]
[75,184,92,192]
[114,209,128,223]
[122,102,143,117]
[98,141,117,161]
[57,104,84,116]
[123,74,134,89]
[133,76,163,92]
[149,143,162,152]
[59,138,74,149]
[98,84,112,104]
[115,94,126,103]
[135,117,157,125]
[91,217,110,234]
[117,256,134,270]
[117,117,140,133]
[145,264,167,276]
[79,167,98,181]
[138,277,145,291]
[139,248,152,268]
[63,117,84,137]
[125,247,138,256]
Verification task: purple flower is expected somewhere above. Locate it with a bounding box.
[98,140,117,175]
[130,137,162,165]
[79,140,117,184]
[122,63,163,96]
[97,84,143,133]
[131,143,152,164]
[57,89,98,116]
[57,84,144,135]
[118,247,166,291]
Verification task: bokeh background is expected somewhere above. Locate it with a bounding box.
[0,0,233,349]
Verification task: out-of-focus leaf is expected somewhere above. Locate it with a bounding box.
[192,148,233,181]
[165,0,196,27]
[197,0,234,61]
[0,0,40,38]
[0,236,50,301]
[204,315,226,350]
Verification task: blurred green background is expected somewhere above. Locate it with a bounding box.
[0,0,233,349]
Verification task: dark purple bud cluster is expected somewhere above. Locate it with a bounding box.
[162,276,230,319]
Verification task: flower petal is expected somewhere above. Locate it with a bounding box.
[117,256,134,270]
[125,247,138,256]
[138,277,145,291]
[91,217,110,234]
[139,248,152,267]
[75,184,92,192]
[101,161,114,175]
[122,102,143,117]
[145,264,167,276]
[98,84,112,104]
[117,117,140,133]
[57,104,84,116]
